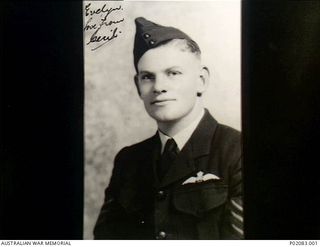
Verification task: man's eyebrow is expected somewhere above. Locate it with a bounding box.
[165,66,182,71]
[138,70,154,75]
[138,67,182,75]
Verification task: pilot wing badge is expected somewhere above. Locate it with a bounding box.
[182,171,220,185]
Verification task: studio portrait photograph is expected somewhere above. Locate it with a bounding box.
[2,0,320,242]
[83,0,241,240]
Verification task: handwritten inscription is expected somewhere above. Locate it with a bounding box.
[84,3,124,51]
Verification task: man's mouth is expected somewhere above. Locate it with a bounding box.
[150,99,176,105]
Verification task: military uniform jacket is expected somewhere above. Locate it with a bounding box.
[94,110,243,239]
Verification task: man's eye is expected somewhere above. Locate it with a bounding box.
[167,71,181,76]
[140,74,154,81]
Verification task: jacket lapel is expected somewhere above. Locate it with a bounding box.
[159,109,218,188]
[118,134,160,213]
[141,133,161,189]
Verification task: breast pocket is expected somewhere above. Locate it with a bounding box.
[173,182,228,218]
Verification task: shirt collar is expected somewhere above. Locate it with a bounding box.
[158,109,205,153]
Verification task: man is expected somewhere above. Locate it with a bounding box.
[94,17,243,240]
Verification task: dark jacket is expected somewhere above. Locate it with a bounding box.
[94,110,243,239]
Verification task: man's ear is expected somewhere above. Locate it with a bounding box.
[134,75,142,97]
[197,66,210,97]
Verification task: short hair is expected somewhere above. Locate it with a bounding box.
[157,38,201,59]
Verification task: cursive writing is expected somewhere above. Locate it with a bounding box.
[85,3,120,17]
[84,3,124,51]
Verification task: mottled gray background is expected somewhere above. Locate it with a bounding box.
[84,1,240,239]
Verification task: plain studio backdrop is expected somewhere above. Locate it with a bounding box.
[84,1,240,239]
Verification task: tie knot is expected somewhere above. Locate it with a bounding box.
[163,138,178,157]
[157,138,178,180]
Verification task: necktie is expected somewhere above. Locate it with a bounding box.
[157,138,178,181]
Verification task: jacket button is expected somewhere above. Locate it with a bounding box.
[157,231,166,239]
[157,190,166,200]
[144,33,150,38]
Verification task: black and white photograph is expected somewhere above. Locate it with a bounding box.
[1,0,320,242]
[84,0,242,239]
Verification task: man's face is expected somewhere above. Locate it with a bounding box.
[136,43,205,124]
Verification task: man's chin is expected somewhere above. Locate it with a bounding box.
[148,111,178,123]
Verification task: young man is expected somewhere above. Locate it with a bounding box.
[94,17,243,240]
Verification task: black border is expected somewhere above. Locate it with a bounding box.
[0,1,84,239]
[242,1,320,239]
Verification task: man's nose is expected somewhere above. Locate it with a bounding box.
[153,75,168,94]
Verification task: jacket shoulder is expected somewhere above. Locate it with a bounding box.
[211,123,241,164]
[112,135,158,176]
[107,135,158,191]
[116,135,158,162]
[215,124,241,146]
